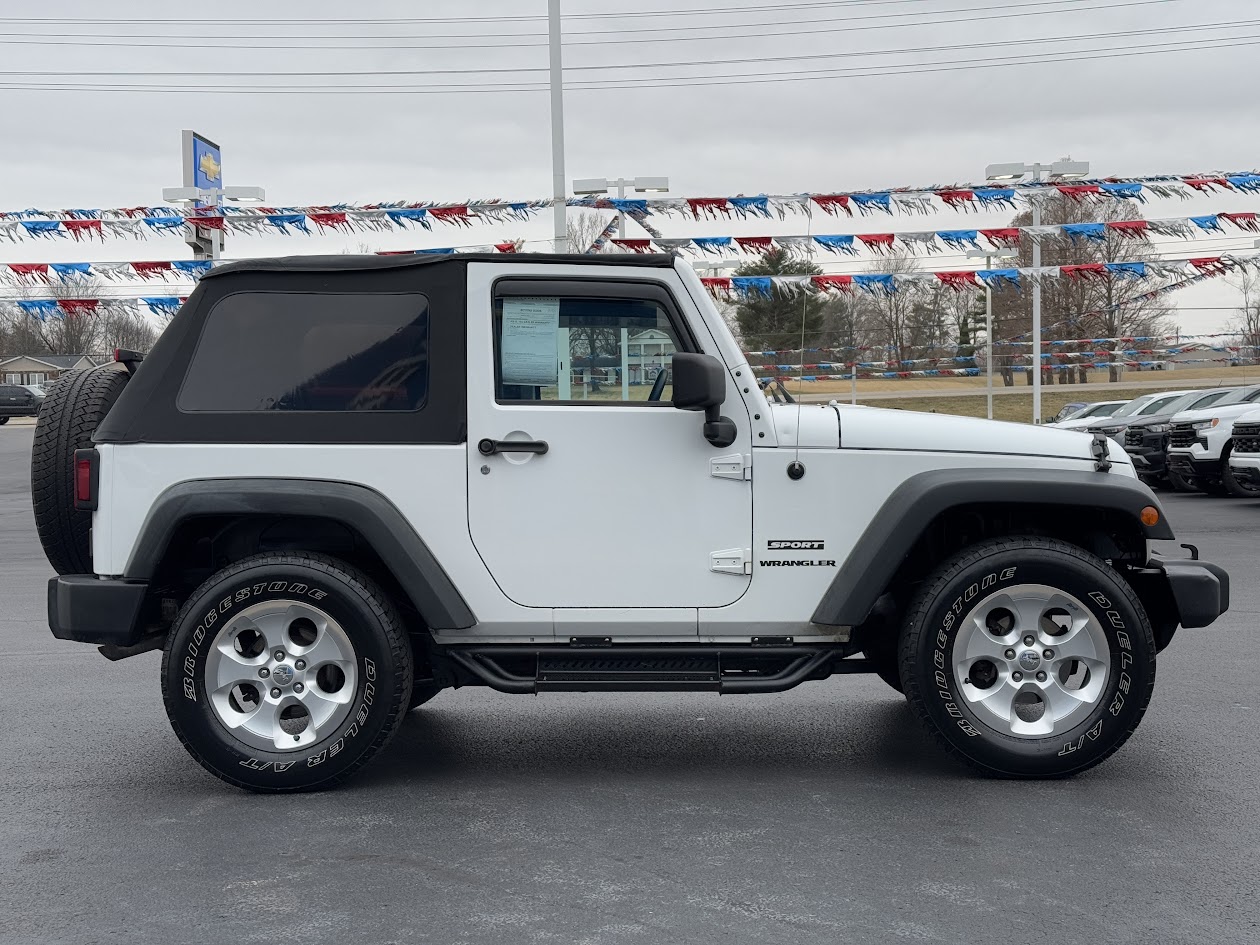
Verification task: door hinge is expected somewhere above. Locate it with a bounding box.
[710,452,752,481]
[711,548,752,575]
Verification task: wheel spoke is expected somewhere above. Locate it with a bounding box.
[297,624,350,668]
[1050,621,1103,661]
[212,637,267,690]
[298,681,352,731]
[963,675,1018,722]
[209,682,264,729]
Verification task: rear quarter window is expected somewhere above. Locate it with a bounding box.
[178,291,429,412]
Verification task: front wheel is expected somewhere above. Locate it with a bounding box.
[161,553,413,792]
[899,537,1155,778]
[1222,451,1260,498]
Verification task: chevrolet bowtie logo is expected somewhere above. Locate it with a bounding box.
[199,152,221,182]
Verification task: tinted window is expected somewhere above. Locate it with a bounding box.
[179,292,429,412]
[1189,390,1234,409]
[1138,394,1183,415]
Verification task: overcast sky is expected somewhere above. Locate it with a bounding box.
[1,0,1258,332]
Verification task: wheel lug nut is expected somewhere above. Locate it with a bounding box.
[1012,671,1023,681]
[1036,671,1047,682]
[270,687,281,698]
[294,683,304,693]
[1004,648,1016,660]
[273,650,286,661]
[1043,649,1054,659]
[1023,635,1035,646]
[294,659,306,671]
[258,667,270,678]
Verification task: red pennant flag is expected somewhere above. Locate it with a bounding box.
[1106,220,1149,238]
[8,263,49,281]
[1061,263,1107,278]
[857,233,895,252]
[493,242,519,254]
[687,198,730,218]
[937,190,975,208]
[131,261,173,279]
[428,206,471,224]
[309,212,350,231]
[700,276,732,294]
[1184,178,1231,191]
[375,250,414,256]
[812,274,853,290]
[59,299,99,316]
[980,227,1021,246]
[935,271,979,289]
[1056,185,1101,199]
[735,236,774,254]
[1220,212,1259,231]
[612,238,652,253]
[1189,257,1227,274]
[62,219,102,240]
[811,194,851,215]
[188,215,225,230]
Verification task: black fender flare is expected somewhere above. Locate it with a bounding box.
[123,478,476,630]
[811,468,1173,627]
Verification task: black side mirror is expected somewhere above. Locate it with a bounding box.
[671,353,737,448]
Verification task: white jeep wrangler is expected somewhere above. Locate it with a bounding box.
[35,254,1229,792]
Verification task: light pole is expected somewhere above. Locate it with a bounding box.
[572,176,670,239]
[985,158,1090,423]
[548,0,567,252]
[967,247,1019,420]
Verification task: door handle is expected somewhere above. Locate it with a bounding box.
[478,438,549,456]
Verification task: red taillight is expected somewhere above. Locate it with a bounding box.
[73,449,98,511]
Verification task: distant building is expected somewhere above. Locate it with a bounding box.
[0,354,101,386]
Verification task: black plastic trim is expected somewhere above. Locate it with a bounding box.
[123,478,476,630]
[48,575,148,646]
[1160,558,1230,629]
[811,468,1174,627]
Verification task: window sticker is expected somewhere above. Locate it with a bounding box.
[501,297,560,386]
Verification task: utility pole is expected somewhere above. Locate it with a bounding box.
[968,247,1018,420]
[548,0,567,253]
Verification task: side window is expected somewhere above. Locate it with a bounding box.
[179,291,429,412]
[492,293,686,404]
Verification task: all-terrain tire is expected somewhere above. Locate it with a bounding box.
[899,536,1156,779]
[31,363,129,574]
[1221,447,1260,498]
[161,553,414,792]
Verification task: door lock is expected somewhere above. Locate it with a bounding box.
[477,438,549,456]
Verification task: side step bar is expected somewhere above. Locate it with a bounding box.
[445,644,869,694]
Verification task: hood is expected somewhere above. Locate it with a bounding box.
[1054,414,1116,430]
[1172,401,1260,424]
[835,404,1128,464]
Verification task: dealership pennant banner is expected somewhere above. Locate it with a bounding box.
[699,254,1260,300]
[2,170,1258,243]
[0,296,188,320]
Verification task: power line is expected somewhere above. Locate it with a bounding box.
[0,33,1250,93]
[4,18,1252,78]
[0,0,1193,50]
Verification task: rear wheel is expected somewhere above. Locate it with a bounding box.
[161,553,413,792]
[899,536,1155,778]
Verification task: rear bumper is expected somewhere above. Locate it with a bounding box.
[48,575,148,646]
[1157,558,1230,629]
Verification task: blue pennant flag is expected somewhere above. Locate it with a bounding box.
[1191,215,1224,233]
[854,273,895,294]
[20,220,64,238]
[1227,175,1260,194]
[1099,183,1145,201]
[172,259,214,278]
[416,247,455,255]
[732,276,773,298]
[973,188,1016,209]
[266,214,310,235]
[937,230,979,250]
[142,297,183,317]
[851,193,892,214]
[50,262,91,280]
[17,299,60,320]
[1062,223,1106,243]
[609,199,648,215]
[1105,262,1146,278]
[142,216,186,232]
[812,234,857,254]
[729,196,771,218]
[385,208,430,228]
[692,237,732,254]
[977,269,1020,291]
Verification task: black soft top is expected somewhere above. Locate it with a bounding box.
[203,252,678,279]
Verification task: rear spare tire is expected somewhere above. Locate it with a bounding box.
[31,363,130,574]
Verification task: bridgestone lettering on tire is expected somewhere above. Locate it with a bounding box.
[31,364,130,575]
[161,553,413,792]
[898,537,1156,778]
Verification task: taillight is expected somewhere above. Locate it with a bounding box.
[73,448,98,511]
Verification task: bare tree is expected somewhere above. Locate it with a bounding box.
[98,310,158,353]
[1,278,105,356]
[1226,268,1260,358]
[567,211,614,254]
[862,248,938,365]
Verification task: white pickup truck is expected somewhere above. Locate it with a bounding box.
[1165,385,1260,496]
[32,253,1228,791]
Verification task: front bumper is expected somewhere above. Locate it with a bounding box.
[48,575,148,646]
[1157,557,1230,629]
[1166,451,1222,481]
[1126,440,1168,475]
[1228,464,1260,489]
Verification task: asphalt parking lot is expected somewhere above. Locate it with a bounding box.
[0,422,1257,945]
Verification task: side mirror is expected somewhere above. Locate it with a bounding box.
[671,353,737,448]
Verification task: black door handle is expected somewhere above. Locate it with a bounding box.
[478,438,549,456]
